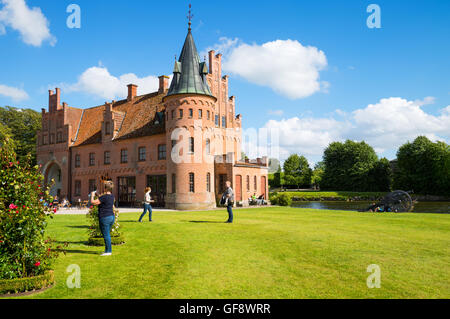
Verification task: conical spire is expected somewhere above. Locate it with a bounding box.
[166,28,214,99]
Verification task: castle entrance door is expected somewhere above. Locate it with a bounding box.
[235,175,242,202]
[146,175,166,208]
[117,176,136,207]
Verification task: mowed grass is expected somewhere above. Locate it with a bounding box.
[10,207,450,299]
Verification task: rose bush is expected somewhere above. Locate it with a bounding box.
[0,134,61,280]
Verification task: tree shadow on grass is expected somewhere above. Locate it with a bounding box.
[67,225,90,229]
[55,240,89,245]
[188,221,226,224]
[56,249,99,255]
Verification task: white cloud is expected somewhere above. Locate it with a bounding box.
[268,109,284,116]
[0,0,56,47]
[263,97,450,162]
[201,37,240,58]
[0,84,29,101]
[56,66,163,100]
[207,37,328,99]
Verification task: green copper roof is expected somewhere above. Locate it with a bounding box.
[166,29,214,99]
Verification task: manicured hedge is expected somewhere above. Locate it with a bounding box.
[0,270,54,295]
[87,236,125,247]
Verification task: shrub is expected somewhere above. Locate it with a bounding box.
[0,134,60,281]
[276,193,292,206]
[0,271,54,295]
[86,205,123,240]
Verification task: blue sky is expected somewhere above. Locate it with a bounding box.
[0,0,449,163]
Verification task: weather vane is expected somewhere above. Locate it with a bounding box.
[187,4,194,30]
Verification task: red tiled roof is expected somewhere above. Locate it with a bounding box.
[71,91,165,147]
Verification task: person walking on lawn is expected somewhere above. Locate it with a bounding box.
[139,187,154,222]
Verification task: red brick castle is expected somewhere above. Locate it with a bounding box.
[36,24,268,210]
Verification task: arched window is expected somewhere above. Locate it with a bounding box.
[246,175,250,191]
[206,173,211,192]
[189,137,194,153]
[254,176,257,191]
[189,173,195,193]
[206,139,210,155]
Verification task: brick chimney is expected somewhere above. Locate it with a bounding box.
[158,75,170,94]
[127,84,138,101]
[48,88,61,113]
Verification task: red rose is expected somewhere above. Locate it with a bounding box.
[34,261,41,267]
[16,211,19,214]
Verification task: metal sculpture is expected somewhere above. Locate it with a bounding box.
[364,190,414,213]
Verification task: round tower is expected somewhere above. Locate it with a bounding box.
[163,26,217,210]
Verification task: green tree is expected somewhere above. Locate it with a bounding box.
[394,136,450,195]
[321,140,384,191]
[283,154,312,188]
[0,106,41,165]
[311,161,325,189]
[367,158,392,192]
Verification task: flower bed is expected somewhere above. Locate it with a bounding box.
[0,270,54,295]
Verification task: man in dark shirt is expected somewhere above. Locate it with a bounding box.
[223,181,234,223]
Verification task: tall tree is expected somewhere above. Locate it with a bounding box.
[394,136,450,195]
[321,140,384,191]
[311,161,325,189]
[283,154,312,188]
[0,106,41,165]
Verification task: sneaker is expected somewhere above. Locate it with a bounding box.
[100,252,112,256]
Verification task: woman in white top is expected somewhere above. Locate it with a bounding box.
[138,187,154,222]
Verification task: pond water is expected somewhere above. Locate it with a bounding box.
[291,201,450,214]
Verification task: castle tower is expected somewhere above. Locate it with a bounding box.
[163,25,218,210]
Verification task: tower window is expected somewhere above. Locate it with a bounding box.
[222,116,226,128]
[189,173,195,193]
[189,137,194,153]
[189,108,193,118]
[179,109,183,119]
[206,139,211,155]
[199,109,203,119]
[171,110,174,119]
[215,115,219,127]
[206,173,211,192]
[207,110,210,120]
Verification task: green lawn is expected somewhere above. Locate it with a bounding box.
[7,207,450,299]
